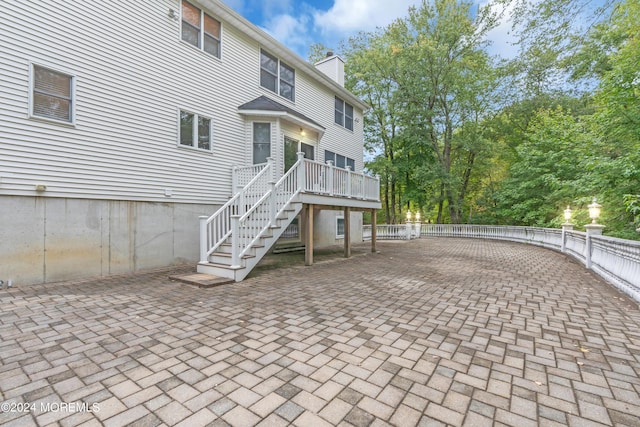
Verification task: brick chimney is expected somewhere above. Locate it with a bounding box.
[314,51,345,87]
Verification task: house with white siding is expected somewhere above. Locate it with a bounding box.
[0,0,380,285]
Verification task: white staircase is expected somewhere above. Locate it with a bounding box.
[197,155,304,281]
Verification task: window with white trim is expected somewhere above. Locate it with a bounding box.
[179,110,212,150]
[31,65,74,123]
[325,150,355,170]
[334,96,353,131]
[182,1,221,58]
[253,122,271,164]
[260,49,295,102]
[336,216,345,238]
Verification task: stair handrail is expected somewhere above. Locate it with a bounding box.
[232,155,305,264]
[200,160,273,262]
[232,162,267,194]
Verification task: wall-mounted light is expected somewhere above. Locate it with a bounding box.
[588,198,601,224]
[168,8,179,21]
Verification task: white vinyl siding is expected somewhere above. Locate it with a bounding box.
[0,0,364,204]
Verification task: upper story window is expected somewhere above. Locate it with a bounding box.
[31,65,74,123]
[335,97,354,131]
[260,49,295,102]
[179,110,212,151]
[182,1,221,58]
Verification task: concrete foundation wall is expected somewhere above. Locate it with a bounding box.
[314,210,362,247]
[0,196,215,286]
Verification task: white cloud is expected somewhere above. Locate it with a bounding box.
[261,13,313,53]
[313,0,420,35]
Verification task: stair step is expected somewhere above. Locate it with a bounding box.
[198,261,243,270]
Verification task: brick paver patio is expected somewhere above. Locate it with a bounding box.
[1,238,639,426]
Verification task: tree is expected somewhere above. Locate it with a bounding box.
[388,0,500,223]
[492,107,596,226]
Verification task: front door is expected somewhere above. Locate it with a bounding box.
[284,137,298,172]
[284,137,315,172]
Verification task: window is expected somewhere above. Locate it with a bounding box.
[325,150,355,170]
[179,110,211,150]
[260,49,295,101]
[253,123,271,164]
[346,157,355,171]
[182,1,221,58]
[334,96,354,131]
[32,65,73,123]
[336,216,345,238]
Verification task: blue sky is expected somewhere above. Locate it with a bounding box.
[225,0,519,60]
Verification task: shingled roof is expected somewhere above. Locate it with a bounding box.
[238,96,325,130]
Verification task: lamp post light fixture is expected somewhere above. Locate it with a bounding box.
[414,212,421,238]
[588,198,602,224]
[406,211,412,222]
[585,198,605,269]
[561,205,574,253]
[563,206,572,223]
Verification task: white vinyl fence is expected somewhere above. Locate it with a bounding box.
[363,223,640,302]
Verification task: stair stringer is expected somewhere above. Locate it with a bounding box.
[234,200,302,281]
[197,200,302,281]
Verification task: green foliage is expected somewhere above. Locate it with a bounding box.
[342,0,501,223]
[321,0,639,240]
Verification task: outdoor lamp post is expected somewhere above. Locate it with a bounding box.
[585,198,605,269]
[405,211,412,240]
[563,206,572,223]
[561,205,573,253]
[588,198,602,224]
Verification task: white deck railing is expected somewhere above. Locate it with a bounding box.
[363,223,640,302]
[302,159,379,200]
[201,154,381,268]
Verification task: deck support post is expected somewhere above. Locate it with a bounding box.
[344,207,351,258]
[371,209,377,253]
[305,204,314,266]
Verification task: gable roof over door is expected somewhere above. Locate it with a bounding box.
[238,96,326,136]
